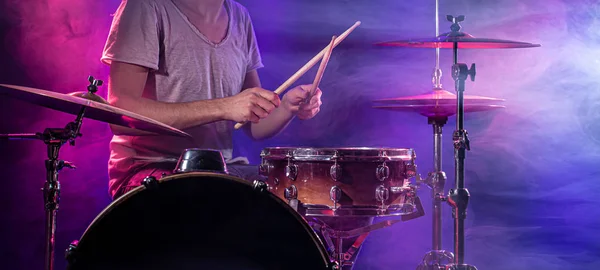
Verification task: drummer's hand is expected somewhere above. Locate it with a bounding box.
[224,87,280,123]
[282,85,323,120]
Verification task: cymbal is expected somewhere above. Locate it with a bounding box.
[373,104,505,118]
[0,84,191,138]
[372,89,505,117]
[375,31,541,49]
[373,89,505,105]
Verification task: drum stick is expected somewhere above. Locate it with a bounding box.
[234,21,361,130]
[308,35,336,97]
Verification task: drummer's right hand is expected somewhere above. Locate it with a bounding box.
[223,88,280,123]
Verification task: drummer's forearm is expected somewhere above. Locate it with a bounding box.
[110,96,228,130]
[243,106,295,140]
[107,61,229,131]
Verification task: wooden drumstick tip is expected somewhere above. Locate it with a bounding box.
[234,122,244,129]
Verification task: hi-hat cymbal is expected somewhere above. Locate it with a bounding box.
[375,31,541,49]
[374,89,505,104]
[372,89,505,117]
[0,84,191,138]
[373,104,505,118]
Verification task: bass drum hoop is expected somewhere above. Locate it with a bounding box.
[67,172,333,270]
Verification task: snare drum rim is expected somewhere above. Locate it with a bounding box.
[260,147,415,161]
[74,172,331,267]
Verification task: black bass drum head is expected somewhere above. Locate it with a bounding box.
[66,172,333,270]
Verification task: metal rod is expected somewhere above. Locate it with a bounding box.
[450,39,474,268]
[44,143,61,270]
[431,0,443,89]
[453,42,458,66]
[0,133,41,140]
[337,237,343,267]
[435,0,440,70]
[433,122,443,251]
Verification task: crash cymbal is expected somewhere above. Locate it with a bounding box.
[0,84,191,138]
[373,104,505,118]
[373,89,505,105]
[375,31,541,49]
[372,89,505,117]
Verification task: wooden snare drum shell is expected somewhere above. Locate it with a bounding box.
[260,147,416,210]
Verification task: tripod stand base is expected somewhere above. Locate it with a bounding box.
[416,250,454,270]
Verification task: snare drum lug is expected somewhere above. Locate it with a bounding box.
[330,163,342,181]
[329,186,342,204]
[142,176,159,190]
[273,177,280,186]
[259,162,273,175]
[376,163,390,181]
[375,185,389,203]
[284,185,298,200]
[285,164,298,181]
[406,158,417,178]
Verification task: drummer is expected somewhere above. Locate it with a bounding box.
[101,0,323,199]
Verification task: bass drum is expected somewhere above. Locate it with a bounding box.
[66,172,335,270]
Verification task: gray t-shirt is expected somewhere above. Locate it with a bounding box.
[101,0,262,196]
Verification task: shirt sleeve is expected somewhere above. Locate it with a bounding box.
[101,0,161,71]
[245,13,264,72]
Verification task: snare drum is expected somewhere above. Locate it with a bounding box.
[66,172,335,270]
[259,147,419,217]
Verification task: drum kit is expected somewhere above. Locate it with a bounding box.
[0,7,540,270]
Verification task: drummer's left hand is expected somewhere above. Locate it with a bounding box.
[282,84,322,120]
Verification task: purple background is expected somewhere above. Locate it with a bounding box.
[1,0,599,269]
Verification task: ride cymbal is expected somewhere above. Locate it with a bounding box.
[375,31,541,49]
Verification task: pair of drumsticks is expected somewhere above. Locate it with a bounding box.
[234,21,362,129]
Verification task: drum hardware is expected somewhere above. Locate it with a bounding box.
[0,76,104,270]
[330,161,342,181]
[252,179,269,192]
[448,37,477,269]
[260,147,422,217]
[374,0,539,263]
[285,152,299,181]
[308,196,424,270]
[0,76,194,269]
[376,161,390,181]
[66,172,339,270]
[261,147,425,269]
[142,175,160,190]
[330,151,342,182]
[173,148,228,174]
[284,185,300,211]
[375,185,390,209]
[414,116,455,270]
[330,186,342,208]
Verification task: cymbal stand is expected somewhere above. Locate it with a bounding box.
[0,76,103,270]
[416,116,454,270]
[446,16,477,270]
[417,2,455,267]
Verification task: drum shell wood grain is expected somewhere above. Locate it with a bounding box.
[262,158,412,208]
